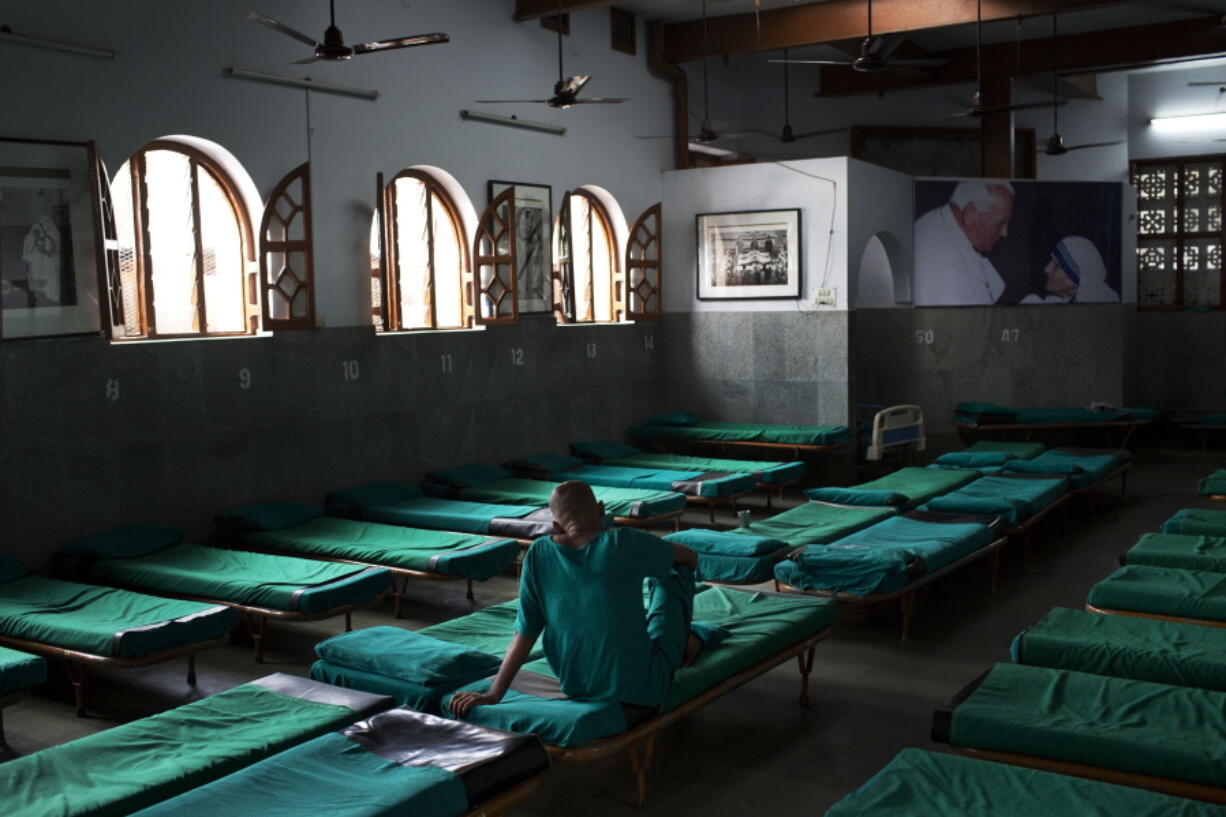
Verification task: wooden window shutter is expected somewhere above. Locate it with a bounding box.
[553,191,576,323]
[625,202,661,320]
[372,172,391,330]
[473,186,518,325]
[259,162,315,330]
[90,146,125,333]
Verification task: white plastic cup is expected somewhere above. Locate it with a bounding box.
[737,509,752,528]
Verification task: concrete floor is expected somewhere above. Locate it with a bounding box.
[3,446,1215,814]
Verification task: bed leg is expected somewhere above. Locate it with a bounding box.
[67,662,87,717]
[0,708,5,744]
[345,612,353,632]
[899,591,916,641]
[393,590,404,619]
[989,549,1001,593]
[466,579,475,603]
[766,489,774,510]
[796,646,816,708]
[187,654,198,686]
[246,613,265,663]
[1024,528,1034,567]
[674,517,681,532]
[627,734,657,809]
[709,504,716,525]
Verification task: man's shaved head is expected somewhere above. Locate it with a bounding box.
[550,480,603,533]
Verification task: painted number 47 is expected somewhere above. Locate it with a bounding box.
[1001,329,1020,342]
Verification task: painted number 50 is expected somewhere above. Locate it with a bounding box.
[914,329,934,345]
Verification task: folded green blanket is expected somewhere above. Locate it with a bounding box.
[1162,508,1226,537]
[1200,470,1226,496]
[1124,533,1226,573]
[1088,564,1226,622]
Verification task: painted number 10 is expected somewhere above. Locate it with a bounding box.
[342,360,360,381]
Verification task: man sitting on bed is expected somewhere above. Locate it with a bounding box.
[452,480,719,716]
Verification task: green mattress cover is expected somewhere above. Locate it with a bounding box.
[665,530,790,585]
[129,730,467,817]
[1004,450,1122,489]
[1163,507,1226,537]
[1088,564,1226,622]
[1013,406,1131,424]
[0,645,47,698]
[1125,532,1226,573]
[1199,470,1226,496]
[0,574,235,658]
[628,420,851,446]
[739,502,895,549]
[1012,606,1226,691]
[0,676,391,817]
[89,543,389,614]
[429,586,835,746]
[239,516,519,582]
[965,440,1047,459]
[806,467,978,509]
[775,514,996,596]
[826,748,1221,817]
[921,475,1066,528]
[948,662,1226,788]
[540,463,754,499]
[311,659,447,712]
[428,477,687,519]
[328,489,539,534]
[603,453,806,484]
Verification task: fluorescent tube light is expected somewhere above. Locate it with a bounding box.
[223,67,379,101]
[688,142,736,157]
[460,109,566,136]
[0,25,116,59]
[1148,111,1226,132]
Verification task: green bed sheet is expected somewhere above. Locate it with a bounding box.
[806,467,979,509]
[628,420,851,446]
[738,502,895,549]
[1163,508,1226,537]
[326,482,545,536]
[0,674,394,817]
[965,440,1046,460]
[428,586,836,747]
[1124,533,1226,573]
[0,645,47,698]
[1004,450,1123,489]
[665,529,790,584]
[1088,564,1226,622]
[921,475,1066,528]
[0,574,235,658]
[88,543,389,614]
[235,516,519,582]
[1199,470,1226,496]
[946,662,1226,789]
[1012,606,1226,691]
[424,477,687,519]
[774,513,997,596]
[826,748,1220,817]
[604,453,805,485]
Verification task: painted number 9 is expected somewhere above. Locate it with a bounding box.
[238,367,251,390]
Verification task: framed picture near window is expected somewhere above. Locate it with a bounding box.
[696,208,802,301]
[0,137,104,340]
[488,180,552,314]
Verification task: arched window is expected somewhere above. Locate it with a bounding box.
[373,169,471,331]
[555,190,619,323]
[110,140,258,339]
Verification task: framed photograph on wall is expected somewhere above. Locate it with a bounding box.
[0,137,104,340]
[488,180,552,314]
[696,208,802,301]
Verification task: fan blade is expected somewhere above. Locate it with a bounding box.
[246,11,318,47]
[793,127,846,139]
[635,135,673,139]
[1064,141,1124,152]
[474,99,554,104]
[292,56,320,64]
[353,32,449,54]
[572,98,629,104]
[688,142,738,157]
[560,75,591,96]
[719,129,782,139]
[1188,80,1226,86]
[875,35,904,60]
[768,58,853,66]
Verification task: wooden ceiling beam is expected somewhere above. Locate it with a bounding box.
[816,14,1226,95]
[514,0,619,21]
[662,0,1141,63]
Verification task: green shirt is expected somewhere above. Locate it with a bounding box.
[515,527,675,706]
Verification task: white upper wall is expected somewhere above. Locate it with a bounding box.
[0,0,674,327]
[661,157,848,312]
[1129,58,1226,161]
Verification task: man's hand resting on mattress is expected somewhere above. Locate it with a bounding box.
[451,689,503,717]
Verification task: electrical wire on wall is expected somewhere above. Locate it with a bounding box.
[771,161,840,311]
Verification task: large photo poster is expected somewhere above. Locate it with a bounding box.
[913,179,1122,306]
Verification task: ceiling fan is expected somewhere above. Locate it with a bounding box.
[1034,13,1120,156]
[246,0,447,63]
[950,0,1057,118]
[768,0,947,73]
[725,51,844,145]
[474,0,627,108]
